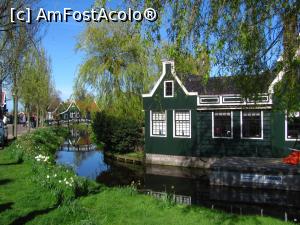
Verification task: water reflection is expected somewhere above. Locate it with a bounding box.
[56,130,300,222]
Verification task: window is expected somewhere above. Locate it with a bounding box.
[151,111,166,137]
[286,113,300,140]
[164,81,174,97]
[213,111,232,138]
[64,114,68,120]
[241,111,263,139]
[222,96,243,103]
[174,110,191,138]
[199,97,219,104]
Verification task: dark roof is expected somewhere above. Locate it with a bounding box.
[183,73,276,95]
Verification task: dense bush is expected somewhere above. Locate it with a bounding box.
[92,111,144,153]
[8,127,99,204]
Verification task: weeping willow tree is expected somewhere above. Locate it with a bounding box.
[75,21,158,121]
[120,0,299,112]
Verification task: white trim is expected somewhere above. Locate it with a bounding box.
[199,96,220,104]
[197,106,272,111]
[268,46,300,94]
[197,94,272,107]
[164,80,174,98]
[150,110,167,138]
[173,110,192,139]
[268,70,285,94]
[240,110,264,140]
[212,111,233,139]
[59,101,80,115]
[285,112,300,141]
[142,60,198,98]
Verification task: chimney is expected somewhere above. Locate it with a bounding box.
[162,59,175,75]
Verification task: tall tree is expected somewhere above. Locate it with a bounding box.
[19,47,52,130]
[123,0,299,111]
[0,0,41,136]
[75,21,157,120]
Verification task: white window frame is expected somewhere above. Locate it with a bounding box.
[212,111,233,139]
[285,112,300,141]
[240,110,264,140]
[173,110,191,139]
[150,110,167,137]
[164,80,174,98]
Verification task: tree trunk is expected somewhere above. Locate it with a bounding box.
[40,109,44,127]
[36,105,39,128]
[13,95,18,138]
[282,6,298,62]
[27,108,31,133]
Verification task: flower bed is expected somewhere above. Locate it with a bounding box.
[7,127,99,204]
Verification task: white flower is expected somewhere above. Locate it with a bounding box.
[59,180,62,183]
[54,174,57,177]
[46,175,50,179]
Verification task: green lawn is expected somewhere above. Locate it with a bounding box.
[0,148,290,225]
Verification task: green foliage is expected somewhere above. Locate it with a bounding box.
[7,127,99,204]
[160,43,211,80]
[75,21,157,120]
[92,111,143,153]
[124,0,299,111]
[19,47,54,124]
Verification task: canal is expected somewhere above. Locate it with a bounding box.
[56,129,300,223]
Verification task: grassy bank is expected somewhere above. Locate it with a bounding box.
[105,150,144,161]
[0,128,293,225]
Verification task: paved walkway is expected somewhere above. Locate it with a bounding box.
[211,156,300,174]
[7,124,35,140]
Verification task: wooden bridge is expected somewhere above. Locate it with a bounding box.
[46,119,91,126]
[59,143,96,152]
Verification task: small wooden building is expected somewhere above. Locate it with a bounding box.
[59,100,100,121]
[142,60,300,167]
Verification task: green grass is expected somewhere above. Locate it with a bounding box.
[0,149,57,225]
[115,151,144,160]
[0,128,292,225]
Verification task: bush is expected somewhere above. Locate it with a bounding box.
[92,111,143,153]
[8,127,99,204]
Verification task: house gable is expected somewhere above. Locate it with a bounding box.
[142,60,197,98]
[143,61,197,110]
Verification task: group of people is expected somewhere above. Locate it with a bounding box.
[2,113,37,128]
[18,113,37,128]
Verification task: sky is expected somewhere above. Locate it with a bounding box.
[6,0,151,111]
[40,0,95,101]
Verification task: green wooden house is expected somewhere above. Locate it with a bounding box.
[60,101,81,121]
[59,100,100,121]
[142,60,300,167]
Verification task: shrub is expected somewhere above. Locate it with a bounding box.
[8,127,99,204]
[92,111,143,153]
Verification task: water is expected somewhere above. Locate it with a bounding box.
[56,130,300,223]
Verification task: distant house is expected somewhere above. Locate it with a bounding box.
[59,100,100,121]
[46,102,68,121]
[142,60,300,167]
